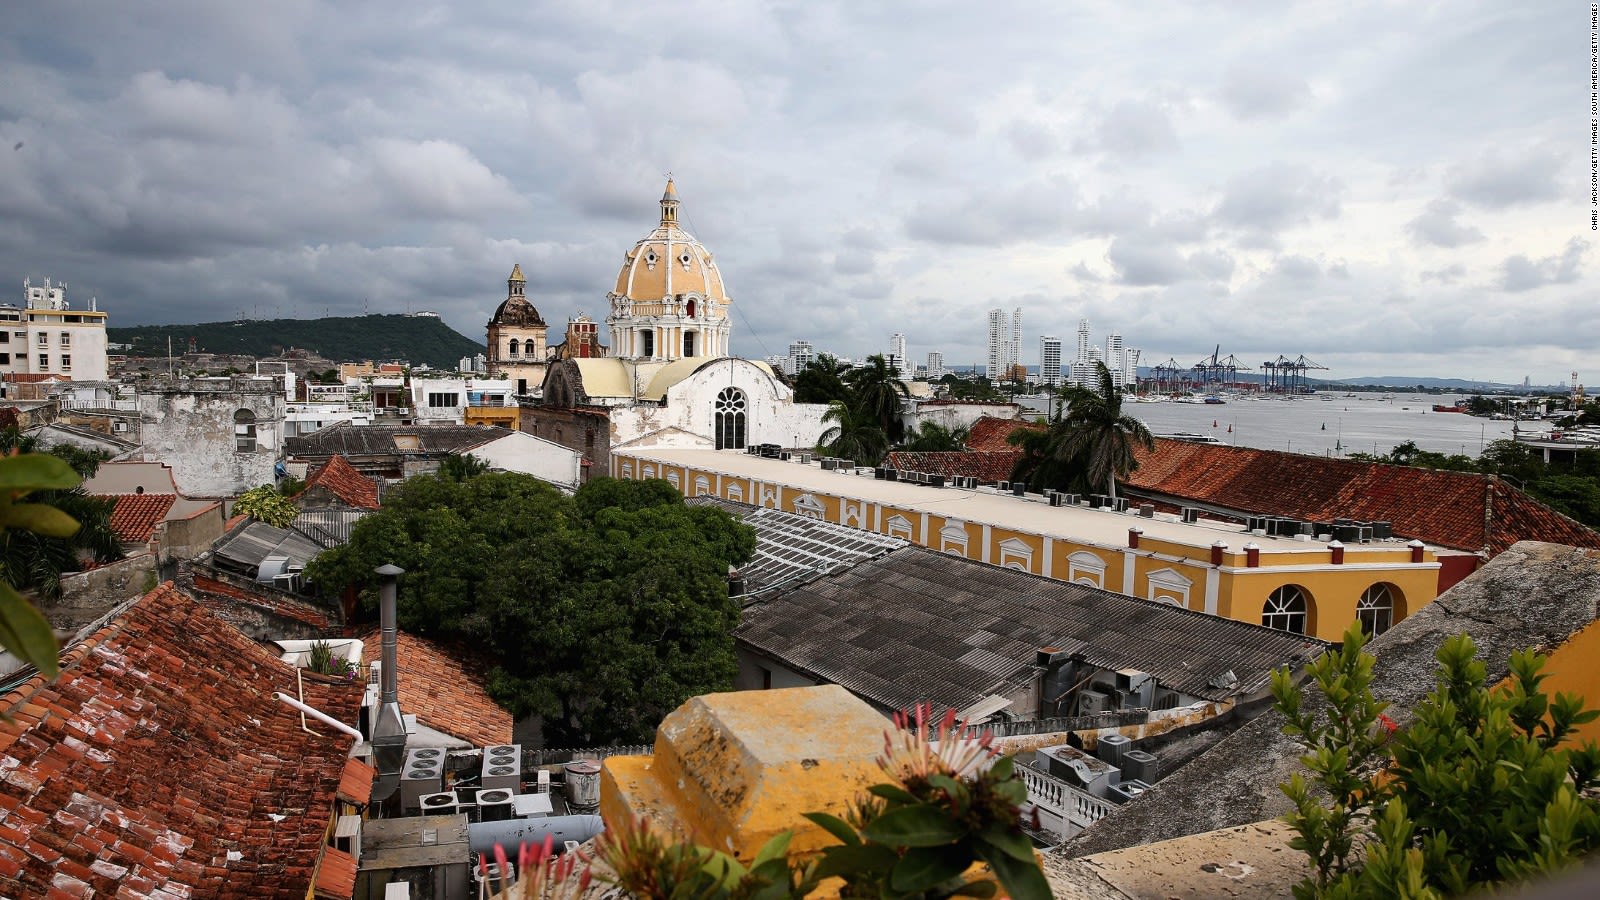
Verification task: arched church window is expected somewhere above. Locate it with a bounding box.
[1357,584,1396,636]
[715,388,747,450]
[508,339,520,358]
[1262,585,1309,634]
[233,408,257,453]
[686,298,696,318]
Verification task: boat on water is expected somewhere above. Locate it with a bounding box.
[1432,404,1467,413]
[1154,432,1228,445]
[1203,395,1226,404]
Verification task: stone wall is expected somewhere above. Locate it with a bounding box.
[49,553,158,633]
[160,503,227,563]
[520,405,609,480]
[137,379,285,496]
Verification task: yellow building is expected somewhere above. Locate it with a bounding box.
[612,447,1442,643]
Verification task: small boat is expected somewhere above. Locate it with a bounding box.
[1432,404,1467,413]
[1203,395,1226,404]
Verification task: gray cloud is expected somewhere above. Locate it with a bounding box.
[1095,99,1178,157]
[1501,239,1585,292]
[1214,162,1342,240]
[1448,147,1563,209]
[1407,199,1485,248]
[1219,62,1308,121]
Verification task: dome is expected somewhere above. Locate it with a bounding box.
[492,295,546,327]
[611,179,729,312]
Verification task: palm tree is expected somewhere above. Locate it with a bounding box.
[903,421,971,452]
[1048,361,1154,501]
[793,354,852,405]
[818,401,889,467]
[0,428,123,600]
[845,354,911,444]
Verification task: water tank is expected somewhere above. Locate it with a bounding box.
[564,760,601,809]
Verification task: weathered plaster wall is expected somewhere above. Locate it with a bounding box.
[520,405,607,480]
[138,383,284,496]
[49,552,157,632]
[610,361,830,450]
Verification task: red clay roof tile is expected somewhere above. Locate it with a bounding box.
[354,625,513,748]
[883,451,1021,482]
[106,493,177,543]
[0,583,360,898]
[1123,440,1600,555]
[296,455,380,510]
[964,416,1041,452]
[313,846,357,899]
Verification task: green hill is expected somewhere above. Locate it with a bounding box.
[109,314,486,370]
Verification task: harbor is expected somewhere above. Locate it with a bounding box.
[1019,393,1524,458]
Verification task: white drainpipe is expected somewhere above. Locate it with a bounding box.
[274,692,364,741]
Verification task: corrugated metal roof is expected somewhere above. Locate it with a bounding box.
[294,507,371,548]
[212,521,325,575]
[688,497,905,598]
[286,423,503,457]
[736,547,1327,714]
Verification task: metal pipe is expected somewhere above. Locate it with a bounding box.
[376,563,403,707]
[274,692,364,741]
[468,816,605,855]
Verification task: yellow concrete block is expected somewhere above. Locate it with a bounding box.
[600,685,890,861]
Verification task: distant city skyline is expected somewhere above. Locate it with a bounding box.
[0,3,1585,384]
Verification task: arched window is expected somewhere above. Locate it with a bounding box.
[1262,585,1308,634]
[1358,584,1396,636]
[508,339,520,358]
[715,387,747,450]
[233,408,257,453]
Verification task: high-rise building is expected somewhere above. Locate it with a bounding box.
[926,351,945,380]
[1105,332,1126,387]
[888,332,907,377]
[986,308,1021,382]
[1039,336,1062,387]
[786,340,816,377]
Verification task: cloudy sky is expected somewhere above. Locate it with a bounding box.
[0,1,1589,383]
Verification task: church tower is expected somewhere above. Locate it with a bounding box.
[486,264,549,395]
[606,179,732,362]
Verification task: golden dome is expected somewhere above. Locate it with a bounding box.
[611,179,729,313]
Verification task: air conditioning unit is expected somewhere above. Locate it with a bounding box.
[1114,669,1155,708]
[472,860,516,892]
[1138,503,1155,518]
[883,468,898,481]
[1153,688,1181,711]
[419,791,458,817]
[1371,521,1393,540]
[1180,507,1200,524]
[536,769,552,794]
[1011,482,1027,497]
[482,744,521,792]
[476,788,516,822]
[1095,733,1132,766]
[401,748,445,811]
[872,466,885,478]
[1048,492,1065,507]
[1105,779,1152,804]
[926,474,946,488]
[1121,749,1160,783]
[1078,689,1113,716]
[996,481,1010,492]
[1061,493,1080,505]
[1112,497,1129,513]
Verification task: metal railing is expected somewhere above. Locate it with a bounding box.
[57,399,137,411]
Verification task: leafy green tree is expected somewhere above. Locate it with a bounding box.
[1032,362,1153,500]
[304,473,755,746]
[235,484,300,528]
[819,401,889,468]
[846,354,912,444]
[0,429,121,603]
[793,354,852,405]
[437,453,489,481]
[1272,624,1600,898]
[902,421,970,453]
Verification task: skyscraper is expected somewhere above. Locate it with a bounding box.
[1039,336,1062,387]
[986,308,1021,382]
[926,351,945,380]
[786,340,816,377]
[888,332,907,377]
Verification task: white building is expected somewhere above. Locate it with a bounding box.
[786,340,816,377]
[1040,336,1063,387]
[0,278,109,382]
[888,333,907,377]
[926,351,945,381]
[986,308,1021,382]
[409,376,516,424]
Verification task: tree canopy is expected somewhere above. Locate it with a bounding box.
[1008,361,1153,498]
[304,473,755,746]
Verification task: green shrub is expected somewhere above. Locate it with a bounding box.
[1272,624,1600,898]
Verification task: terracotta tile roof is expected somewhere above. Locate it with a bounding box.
[106,493,177,543]
[0,583,361,898]
[313,846,357,899]
[964,415,1041,452]
[337,758,374,806]
[191,574,334,630]
[296,455,380,510]
[1124,440,1600,555]
[883,451,1021,483]
[354,625,513,747]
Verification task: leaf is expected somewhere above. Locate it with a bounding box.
[868,783,921,804]
[988,754,1015,781]
[752,830,793,867]
[812,843,897,881]
[0,454,80,492]
[0,581,59,678]
[1,503,81,538]
[890,846,969,892]
[801,811,862,846]
[977,823,1036,862]
[861,804,967,847]
[974,842,1052,900]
